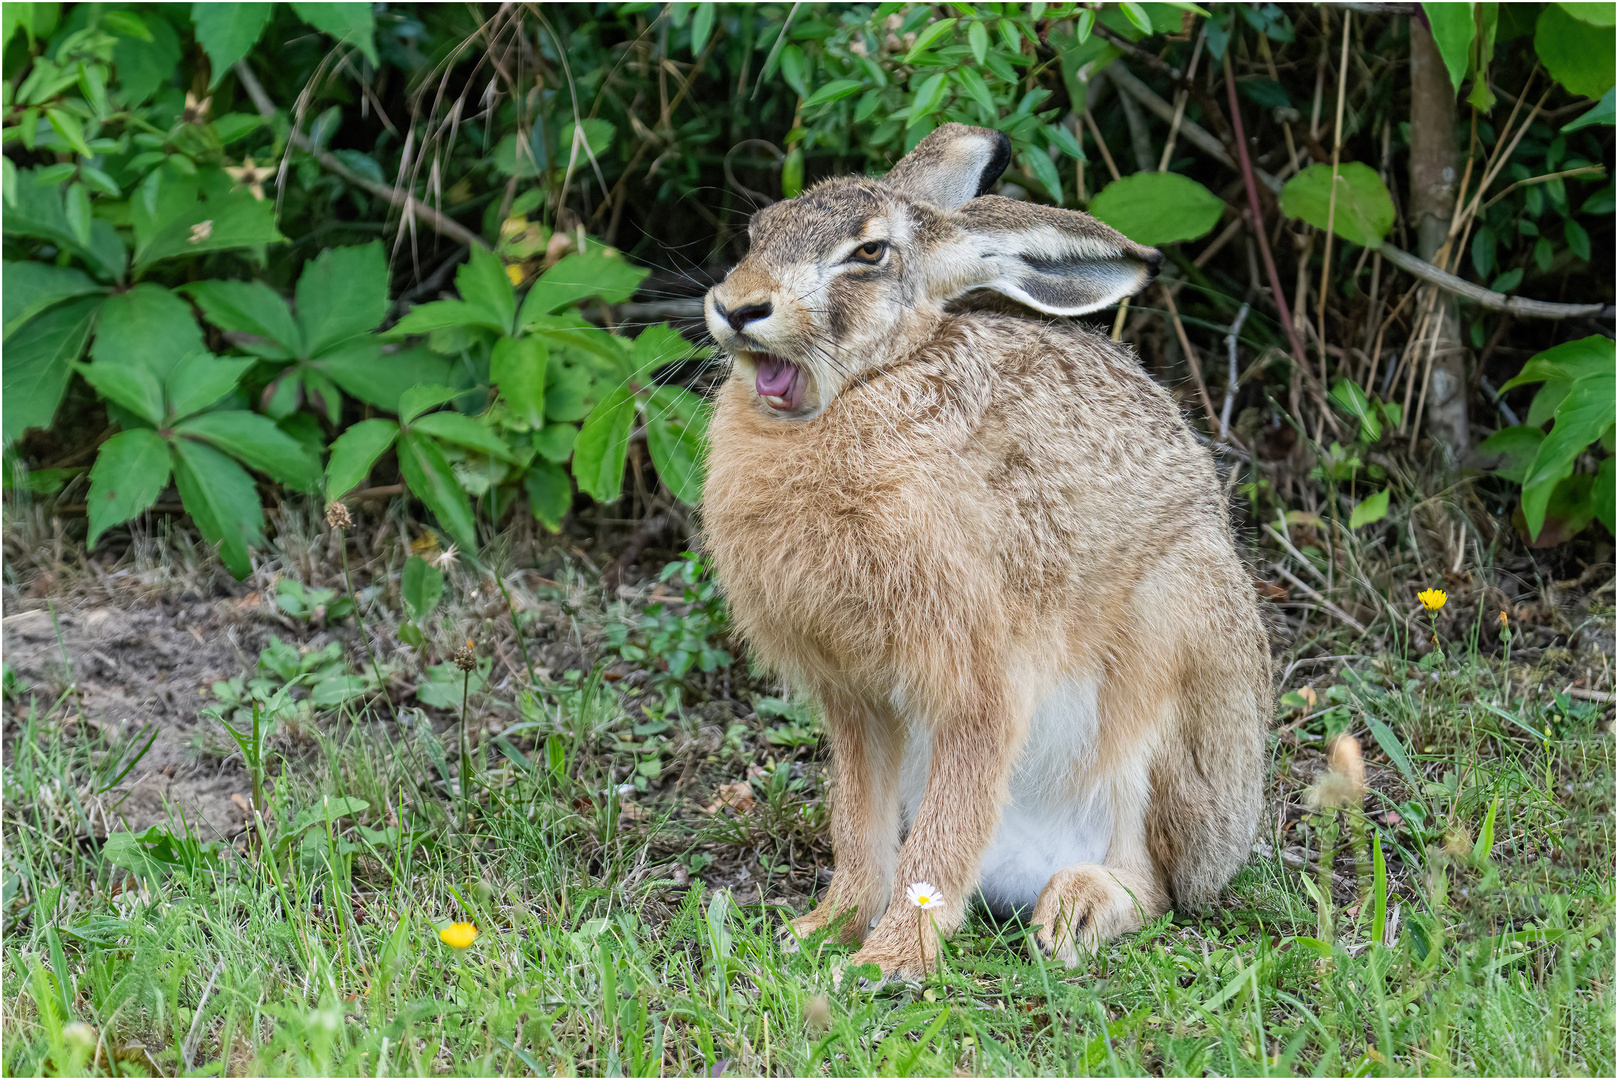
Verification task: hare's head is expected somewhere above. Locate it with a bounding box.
[705,123,1162,419]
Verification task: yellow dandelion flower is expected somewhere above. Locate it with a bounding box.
[438,921,478,949]
[1417,588,1447,613]
[1499,609,1509,628]
[505,264,525,287]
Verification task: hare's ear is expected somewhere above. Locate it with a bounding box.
[883,123,1013,210]
[932,195,1163,316]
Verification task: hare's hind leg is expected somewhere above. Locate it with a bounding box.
[784,691,904,946]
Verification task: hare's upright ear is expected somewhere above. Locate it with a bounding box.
[883,123,1013,210]
[931,196,1163,316]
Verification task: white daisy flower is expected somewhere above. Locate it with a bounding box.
[906,881,940,908]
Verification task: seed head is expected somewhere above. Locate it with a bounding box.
[325,500,352,531]
[453,639,476,672]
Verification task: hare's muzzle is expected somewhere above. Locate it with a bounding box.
[753,353,804,413]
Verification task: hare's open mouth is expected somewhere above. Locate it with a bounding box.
[750,352,804,412]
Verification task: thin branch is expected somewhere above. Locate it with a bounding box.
[1378,244,1611,319]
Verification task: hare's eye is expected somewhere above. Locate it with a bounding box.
[848,240,888,264]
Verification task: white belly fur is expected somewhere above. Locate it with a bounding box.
[897,675,1111,917]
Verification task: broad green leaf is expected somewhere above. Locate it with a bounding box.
[314,344,452,412]
[386,299,483,337]
[1087,172,1223,246]
[297,241,389,356]
[2,261,100,338]
[86,429,171,548]
[1329,378,1382,442]
[2,294,101,440]
[1477,425,1547,485]
[804,79,866,107]
[1564,86,1614,132]
[290,2,378,64]
[172,438,264,578]
[645,386,711,505]
[401,555,444,622]
[112,15,182,107]
[1535,3,1616,99]
[1561,3,1618,27]
[191,2,273,87]
[532,423,577,463]
[1522,367,1616,538]
[1349,489,1390,529]
[398,385,463,425]
[2,167,127,281]
[1422,3,1476,93]
[1279,162,1396,248]
[558,118,616,163]
[909,71,949,121]
[1022,149,1064,205]
[629,322,702,375]
[325,418,399,497]
[132,179,284,270]
[91,284,204,380]
[182,279,301,357]
[76,361,164,426]
[453,245,517,335]
[396,429,478,552]
[286,796,372,836]
[572,384,636,503]
[969,20,990,64]
[956,66,996,117]
[1364,713,1420,790]
[491,336,548,428]
[176,411,321,491]
[904,18,956,62]
[165,353,256,421]
[516,250,649,325]
[691,1,715,56]
[1594,456,1615,533]
[1500,335,1612,389]
[410,412,516,461]
[524,461,573,531]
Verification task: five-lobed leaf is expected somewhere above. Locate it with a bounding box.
[398,384,464,425]
[86,429,172,548]
[176,412,321,491]
[183,279,302,358]
[76,360,164,426]
[325,418,400,498]
[2,293,101,440]
[92,283,204,380]
[2,261,101,338]
[165,353,257,422]
[172,437,265,579]
[296,241,390,356]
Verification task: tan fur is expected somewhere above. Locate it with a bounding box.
[700,124,1269,980]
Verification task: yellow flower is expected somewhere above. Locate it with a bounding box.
[438,921,478,949]
[1499,609,1509,628]
[1417,588,1448,613]
[505,263,525,287]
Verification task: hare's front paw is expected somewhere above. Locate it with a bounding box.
[777,904,862,952]
[1029,864,1158,967]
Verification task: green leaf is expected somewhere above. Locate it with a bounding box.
[297,242,389,356]
[1501,335,1613,390]
[1477,425,1547,485]
[76,361,164,426]
[645,386,711,505]
[969,20,990,64]
[1087,172,1224,246]
[182,279,301,358]
[909,71,950,121]
[131,185,284,270]
[517,250,649,325]
[176,412,321,491]
[1329,378,1382,442]
[1349,489,1390,529]
[804,79,866,108]
[1422,3,1476,93]
[532,423,577,463]
[1535,3,1616,99]
[1593,456,1615,533]
[2,261,101,339]
[454,245,517,335]
[91,283,203,380]
[904,17,957,62]
[396,430,478,552]
[191,2,273,87]
[630,323,702,376]
[387,299,483,337]
[1371,831,1388,945]
[1560,3,1618,27]
[172,438,264,578]
[313,344,452,412]
[398,385,463,425]
[290,2,378,65]
[491,336,548,428]
[571,384,636,503]
[325,418,399,498]
[691,1,716,56]
[164,353,255,421]
[86,429,172,548]
[558,118,616,163]
[1279,162,1396,248]
[956,66,996,117]
[524,461,573,531]
[2,294,101,440]
[1521,364,1616,538]
[1364,713,1420,791]
[1022,149,1064,205]
[2,167,127,281]
[401,555,444,622]
[1563,86,1615,131]
[410,412,516,461]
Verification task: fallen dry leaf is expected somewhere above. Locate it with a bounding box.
[703,781,755,815]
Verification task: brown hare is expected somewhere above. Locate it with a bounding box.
[700,123,1270,980]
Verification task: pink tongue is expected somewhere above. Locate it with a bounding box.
[755,355,801,409]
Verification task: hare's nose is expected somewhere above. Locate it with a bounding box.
[717,300,773,333]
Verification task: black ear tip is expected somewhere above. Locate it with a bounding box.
[978,131,1013,196]
[1146,248,1165,275]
